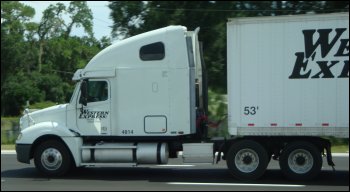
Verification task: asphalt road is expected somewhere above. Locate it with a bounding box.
[1,152,349,191]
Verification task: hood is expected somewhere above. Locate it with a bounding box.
[20,104,68,130]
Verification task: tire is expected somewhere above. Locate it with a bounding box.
[279,141,322,180]
[226,140,269,180]
[34,140,72,177]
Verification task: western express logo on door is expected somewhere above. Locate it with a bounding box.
[79,109,109,119]
[289,28,349,79]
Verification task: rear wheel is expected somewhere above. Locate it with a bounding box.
[34,140,72,176]
[226,140,269,180]
[279,141,322,180]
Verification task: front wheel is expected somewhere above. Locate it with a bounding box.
[279,141,322,180]
[34,140,72,176]
[226,140,269,180]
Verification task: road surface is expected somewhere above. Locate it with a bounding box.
[1,152,349,191]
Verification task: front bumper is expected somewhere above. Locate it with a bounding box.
[15,144,32,164]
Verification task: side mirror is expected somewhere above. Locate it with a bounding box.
[80,80,88,106]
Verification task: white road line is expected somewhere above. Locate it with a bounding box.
[332,153,349,157]
[167,182,305,187]
[1,151,16,155]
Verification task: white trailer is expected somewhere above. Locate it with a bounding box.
[226,12,349,180]
[228,13,349,138]
[16,13,348,181]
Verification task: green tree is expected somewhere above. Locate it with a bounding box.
[37,1,94,72]
[108,1,146,39]
[1,1,35,85]
[64,1,93,39]
[1,1,105,116]
[1,1,35,115]
[2,71,45,115]
[37,3,66,72]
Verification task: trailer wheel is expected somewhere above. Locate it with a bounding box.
[279,141,322,180]
[34,140,71,176]
[226,140,269,180]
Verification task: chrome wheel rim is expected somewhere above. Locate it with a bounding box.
[287,149,313,174]
[41,148,63,171]
[234,149,259,173]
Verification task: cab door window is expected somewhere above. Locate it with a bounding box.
[86,81,108,103]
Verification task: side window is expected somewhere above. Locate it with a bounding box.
[87,81,108,103]
[140,42,165,61]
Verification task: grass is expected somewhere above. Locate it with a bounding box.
[1,144,15,150]
[1,117,20,131]
[331,145,349,153]
[1,117,20,145]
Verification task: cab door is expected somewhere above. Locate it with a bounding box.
[76,79,111,135]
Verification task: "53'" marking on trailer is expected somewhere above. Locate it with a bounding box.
[244,106,259,115]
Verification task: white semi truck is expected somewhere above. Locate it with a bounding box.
[16,13,349,180]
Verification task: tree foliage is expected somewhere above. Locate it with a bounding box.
[1,1,111,116]
[1,1,35,87]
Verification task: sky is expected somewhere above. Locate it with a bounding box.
[20,1,113,40]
